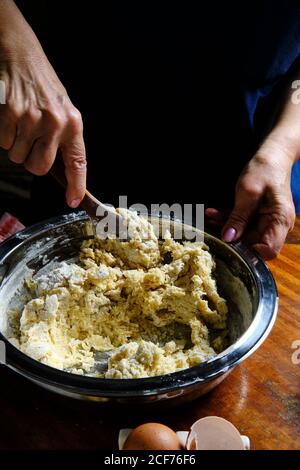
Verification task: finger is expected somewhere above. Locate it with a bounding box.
[0,116,16,150]
[251,223,288,260]
[61,133,86,208]
[24,134,59,176]
[205,218,223,227]
[250,210,294,260]
[222,184,262,242]
[205,208,228,225]
[9,110,42,164]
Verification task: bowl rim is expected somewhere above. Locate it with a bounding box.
[0,212,278,397]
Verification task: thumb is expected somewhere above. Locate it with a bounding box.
[222,183,261,242]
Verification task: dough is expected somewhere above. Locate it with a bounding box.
[9,210,228,378]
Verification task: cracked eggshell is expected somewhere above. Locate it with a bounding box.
[186,416,246,450]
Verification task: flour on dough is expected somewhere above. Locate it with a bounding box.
[9,210,228,378]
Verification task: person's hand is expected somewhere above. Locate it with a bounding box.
[0,0,86,208]
[206,137,296,259]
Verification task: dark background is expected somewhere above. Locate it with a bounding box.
[2,1,300,225]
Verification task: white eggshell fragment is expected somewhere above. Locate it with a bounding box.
[186,416,246,450]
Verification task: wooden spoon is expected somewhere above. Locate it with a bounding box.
[50,157,126,236]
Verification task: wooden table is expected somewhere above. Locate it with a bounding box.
[0,219,299,451]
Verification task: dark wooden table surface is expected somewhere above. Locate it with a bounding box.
[0,219,299,451]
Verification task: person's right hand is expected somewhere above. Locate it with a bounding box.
[0,0,86,208]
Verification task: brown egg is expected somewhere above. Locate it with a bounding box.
[123,423,181,450]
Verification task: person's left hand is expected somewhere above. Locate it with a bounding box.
[205,138,296,260]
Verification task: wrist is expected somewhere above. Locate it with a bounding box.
[0,2,43,65]
[257,129,299,167]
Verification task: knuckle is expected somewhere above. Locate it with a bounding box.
[37,139,50,151]
[8,149,21,162]
[25,158,51,176]
[229,211,248,227]
[273,208,295,228]
[24,162,48,176]
[9,105,23,122]
[255,243,280,260]
[287,203,296,220]
[0,130,15,150]
[237,180,262,199]
[286,206,296,230]
[25,107,41,125]
[67,155,87,173]
[25,142,55,176]
[1,140,13,151]
[45,108,65,130]
[67,108,83,134]
[265,246,280,260]
[35,167,49,176]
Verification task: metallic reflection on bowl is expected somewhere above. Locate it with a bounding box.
[0,213,277,404]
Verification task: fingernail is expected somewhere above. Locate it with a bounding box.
[70,198,81,208]
[222,227,237,242]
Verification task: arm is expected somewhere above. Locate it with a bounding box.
[0,0,86,207]
[206,70,300,259]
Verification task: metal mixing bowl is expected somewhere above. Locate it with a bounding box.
[0,213,278,404]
